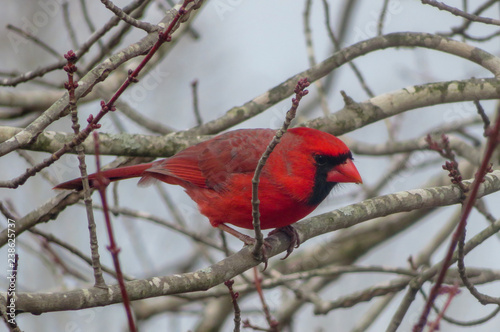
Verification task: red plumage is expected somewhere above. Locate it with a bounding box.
[55,127,361,233]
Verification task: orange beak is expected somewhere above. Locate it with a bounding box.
[326,159,362,184]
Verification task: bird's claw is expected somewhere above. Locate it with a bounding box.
[256,240,273,271]
[239,235,272,271]
[250,239,272,271]
[269,225,301,260]
[239,226,300,270]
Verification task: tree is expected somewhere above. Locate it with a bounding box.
[0,0,499,331]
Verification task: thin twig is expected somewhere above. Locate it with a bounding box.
[457,226,500,304]
[65,50,107,288]
[422,288,500,327]
[96,87,174,134]
[6,24,61,59]
[474,99,491,135]
[452,306,500,326]
[154,264,431,302]
[154,184,186,226]
[79,0,105,50]
[191,79,203,125]
[445,0,499,36]
[413,207,462,268]
[377,0,390,35]
[251,78,310,264]
[16,150,57,185]
[100,0,160,32]
[351,294,396,332]
[422,0,500,26]
[426,134,469,193]
[474,199,496,224]
[321,0,375,98]
[158,0,200,38]
[0,70,60,88]
[0,0,150,86]
[388,215,500,332]
[0,0,198,188]
[38,237,89,281]
[414,104,500,332]
[6,172,500,314]
[92,132,137,332]
[224,279,241,332]
[427,285,461,332]
[454,128,482,147]
[91,204,226,252]
[303,0,330,116]
[253,267,278,331]
[62,1,80,50]
[28,227,134,280]
[220,230,231,258]
[83,0,156,72]
[454,29,500,41]
[461,0,467,19]
[316,0,359,95]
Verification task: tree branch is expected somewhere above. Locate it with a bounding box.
[3,171,499,314]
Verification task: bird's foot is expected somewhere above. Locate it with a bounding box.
[241,235,273,271]
[268,225,301,260]
[217,224,272,270]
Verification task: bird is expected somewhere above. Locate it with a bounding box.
[55,127,362,260]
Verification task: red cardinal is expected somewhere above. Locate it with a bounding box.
[55,127,361,257]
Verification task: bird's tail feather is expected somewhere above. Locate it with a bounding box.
[53,163,154,191]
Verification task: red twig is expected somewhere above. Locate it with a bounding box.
[0,0,146,87]
[427,285,461,332]
[224,279,241,332]
[253,267,279,332]
[105,0,194,109]
[93,132,136,332]
[414,106,500,332]
[1,0,197,189]
[426,134,468,193]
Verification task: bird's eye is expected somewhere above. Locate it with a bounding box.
[314,155,328,166]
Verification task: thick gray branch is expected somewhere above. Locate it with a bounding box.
[304,78,500,135]
[1,78,499,157]
[183,32,500,136]
[3,170,499,314]
[0,1,202,157]
[2,32,495,157]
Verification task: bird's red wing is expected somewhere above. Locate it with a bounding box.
[141,154,209,188]
[144,129,276,191]
[197,129,276,191]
